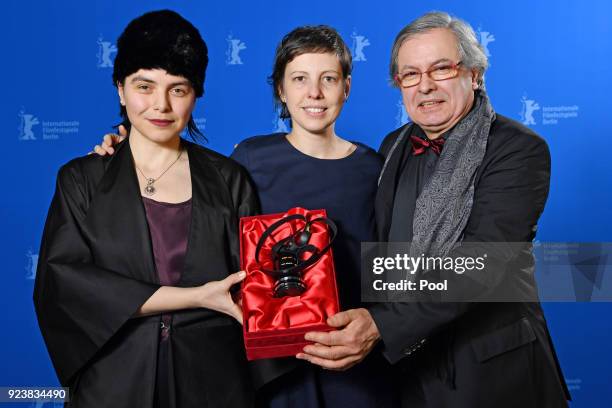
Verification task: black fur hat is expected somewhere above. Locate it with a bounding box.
[113,9,208,95]
[112,10,208,139]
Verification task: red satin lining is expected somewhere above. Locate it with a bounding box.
[240,208,339,333]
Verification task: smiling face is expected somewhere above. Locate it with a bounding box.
[118,68,196,144]
[279,52,350,136]
[397,28,478,138]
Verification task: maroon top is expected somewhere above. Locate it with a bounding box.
[142,196,192,341]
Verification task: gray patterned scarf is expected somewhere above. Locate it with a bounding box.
[411,89,495,258]
[412,89,495,389]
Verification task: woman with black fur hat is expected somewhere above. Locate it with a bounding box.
[34,10,257,407]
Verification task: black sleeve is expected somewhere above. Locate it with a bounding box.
[218,157,261,272]
[231,165,260,220]
[369,131,551,364]
[33,163,159,386]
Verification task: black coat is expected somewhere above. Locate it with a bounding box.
[369,115,571,408]
[34,139,259,407]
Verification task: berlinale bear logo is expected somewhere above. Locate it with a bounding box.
[226,34,246,65]
[351,31,370,62]
[97,35,117,68]
[520,95,540,126]
[477,28,495,57]
[18,109,39,141]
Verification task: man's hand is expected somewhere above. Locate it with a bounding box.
[297,308,380,370]
[92,124,128,156]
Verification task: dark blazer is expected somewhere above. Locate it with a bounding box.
[369,114,571,408]
[34,139,259,408]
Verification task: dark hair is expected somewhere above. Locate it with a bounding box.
[112,10,208,140]
[269,25,352,119]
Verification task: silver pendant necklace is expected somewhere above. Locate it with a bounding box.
[135,149,183,196]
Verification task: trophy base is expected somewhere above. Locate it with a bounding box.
[274,276,306,297]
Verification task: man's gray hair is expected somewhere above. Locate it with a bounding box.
[390,11,488,89]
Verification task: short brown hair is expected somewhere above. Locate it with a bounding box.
[269,25,352,119]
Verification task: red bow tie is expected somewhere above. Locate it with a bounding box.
[410,135,445,156]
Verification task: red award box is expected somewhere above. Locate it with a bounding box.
[239,207,340,360]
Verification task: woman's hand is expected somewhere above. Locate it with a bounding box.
[92,124,128,156]
[195,271,247,323]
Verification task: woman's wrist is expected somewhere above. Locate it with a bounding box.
[188,285,208,309]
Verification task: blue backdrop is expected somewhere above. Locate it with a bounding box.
[3,0,611,406]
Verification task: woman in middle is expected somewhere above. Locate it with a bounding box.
[231,25,399,408]
[93,24,398,407]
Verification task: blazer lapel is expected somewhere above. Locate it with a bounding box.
[375,124,412,241]
[84,140,158,284]
[179,141,230,286]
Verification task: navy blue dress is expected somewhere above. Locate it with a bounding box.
[231,134,399,408]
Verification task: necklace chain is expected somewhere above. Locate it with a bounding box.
[135,148,183,196]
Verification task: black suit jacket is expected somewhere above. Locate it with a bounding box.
[369,115,571,408]
[34,139,258,408]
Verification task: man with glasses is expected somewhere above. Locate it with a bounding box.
[299,11,570,408]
